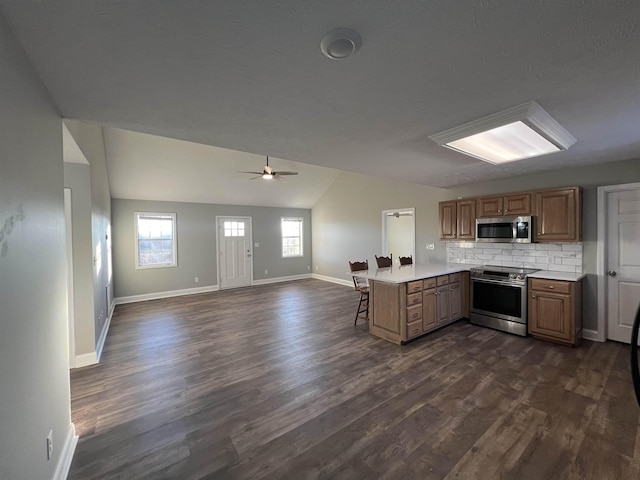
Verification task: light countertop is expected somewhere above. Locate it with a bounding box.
[528,270,586,281]
[349,263,469,284]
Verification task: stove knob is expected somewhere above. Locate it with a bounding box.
[517,274,523,280]
[509,273,516,280]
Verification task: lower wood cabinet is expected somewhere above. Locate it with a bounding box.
[369,272,468,345]
[422,288,437,332]
[528,278,582,346]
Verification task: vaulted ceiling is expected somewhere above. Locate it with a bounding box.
[2,0,640,198]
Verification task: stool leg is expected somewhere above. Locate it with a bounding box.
[355,294,363,325]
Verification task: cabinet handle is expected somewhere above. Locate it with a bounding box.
[504,209,508,213]
[547,285,555,289]
[498,210,502,213]
[531,294,536,299]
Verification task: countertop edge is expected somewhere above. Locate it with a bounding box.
[527,271,586,281]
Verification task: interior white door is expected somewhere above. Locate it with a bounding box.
[218,217,252,289]
[607,188,640,343]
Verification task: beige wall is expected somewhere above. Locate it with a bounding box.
[0,13,72,479]
[312,158,640,333]
[311,171,446,281]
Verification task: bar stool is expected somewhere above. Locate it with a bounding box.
[399,255,413,265]
[349,260,369,325]
[375,254,392,268]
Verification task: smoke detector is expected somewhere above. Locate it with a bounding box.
[320,28,362,60]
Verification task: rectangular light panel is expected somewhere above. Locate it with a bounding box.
[446,121,560,164]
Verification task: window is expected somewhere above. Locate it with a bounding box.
[223,220,245,237]
[281,217,303,257]
[135,212,177,268]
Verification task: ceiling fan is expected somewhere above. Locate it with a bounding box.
[238,156,298,180]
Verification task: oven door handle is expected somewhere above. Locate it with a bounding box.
[471,277,525,287]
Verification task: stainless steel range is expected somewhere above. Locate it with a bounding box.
[469,265,540,336]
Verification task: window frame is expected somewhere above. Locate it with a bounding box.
[134,211,178,269]
[281,216,304,258]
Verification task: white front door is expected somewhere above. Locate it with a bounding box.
[217,217,252,289]
[606,187,640,343]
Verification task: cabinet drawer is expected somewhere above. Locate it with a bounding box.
[407,320,423,338]
[423,278,437,289]
[407,280,423,294]
[437,275,449,286]
[449,272,461,283]
[530,278,571,294]
[407,292,422,307]
[407,304,422,322]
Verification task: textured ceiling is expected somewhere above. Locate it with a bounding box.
[1,0,639,189]
[104,128,341,209]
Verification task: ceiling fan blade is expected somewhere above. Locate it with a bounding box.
[237,171,264,175]
[273,171,298,175]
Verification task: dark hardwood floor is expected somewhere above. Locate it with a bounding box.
[68,279,640,479]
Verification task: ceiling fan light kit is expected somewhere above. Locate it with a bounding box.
[429,101,577,164]
[237,156,299,180]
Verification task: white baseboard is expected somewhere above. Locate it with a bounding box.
[582,328,605,342]
[312,273,353,288]
[252,273,312,286]
[53,423,77,480]
[95,300,115,362]
[74,351,98,368]
[114,285,220,305]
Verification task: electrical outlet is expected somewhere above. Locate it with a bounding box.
[264,269,268,275]
[255,242,260,247]
[46,430,53,461]
[315,265,319,271]
[194,276,199,283]
[307,265,310,270]
[426,244,435,250]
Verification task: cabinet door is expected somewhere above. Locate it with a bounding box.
[456,200,476,240]
[477,196,504,217]
[422,288,437,332]
[450,282,462,321]
[528,290,572,342]
[439,201,457,239]
[436,285,450,325]
[535,187,580,241]
[503,193,531,216]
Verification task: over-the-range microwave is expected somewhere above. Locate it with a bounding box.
[476,216,533,243]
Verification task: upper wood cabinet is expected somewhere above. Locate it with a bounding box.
[456,200,476,240]
[439,200,476,240]
[534,187,582,242]
[477,193,531,217]
[439,201,457,240]
[439,186,581,243]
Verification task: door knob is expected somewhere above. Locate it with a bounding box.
[608,270,617,277]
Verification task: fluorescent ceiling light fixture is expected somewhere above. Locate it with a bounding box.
[429,101,576,164]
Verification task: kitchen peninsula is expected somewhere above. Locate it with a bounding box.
[352,264,470,344]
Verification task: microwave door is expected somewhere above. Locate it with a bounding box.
[477,222,513,242]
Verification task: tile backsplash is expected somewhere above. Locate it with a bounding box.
[446,242,583,274]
